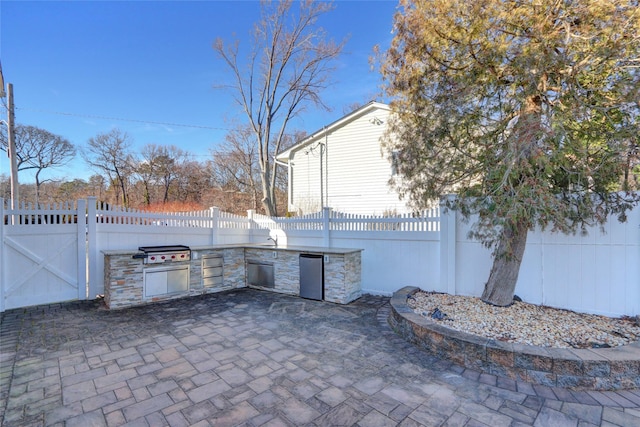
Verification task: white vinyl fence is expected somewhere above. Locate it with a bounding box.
[0,200,87,311]
[443,207,640,318]
[1,196,638,316]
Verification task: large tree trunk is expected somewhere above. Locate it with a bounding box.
[481,218,529,306]
[119,179,128,207]
[262,196,276,217]
[34,170,42,207]
[260,169,276,216]
[143,181,150,206]
[163,175,172,203]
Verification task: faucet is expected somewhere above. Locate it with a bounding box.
[267,236,278,247]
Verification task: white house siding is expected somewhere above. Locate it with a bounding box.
[290,144,323,214]
[289,105,410,215]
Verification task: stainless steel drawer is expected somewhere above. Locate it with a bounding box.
[203,266,223,278]
[246,260,274,288]
[202,254,223,288]
[144,265,190,298]
[203,276,223,287]
[203,255,223,269]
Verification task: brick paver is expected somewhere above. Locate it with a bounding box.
[0,289,639,426]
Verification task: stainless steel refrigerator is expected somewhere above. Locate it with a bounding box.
[299,254,324,300]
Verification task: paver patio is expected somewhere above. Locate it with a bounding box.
[1,288,639,426]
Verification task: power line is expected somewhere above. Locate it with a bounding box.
[9,106,305,140]
[16,107,230,131]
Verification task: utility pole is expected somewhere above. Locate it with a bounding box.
[7,83,18,209]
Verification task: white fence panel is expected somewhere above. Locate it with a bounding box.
[217,228,253,245]
[94,202,217,227]
[255,211,324,231]
[330,208,440,232]
[535,207,640,317]
[219,211,251,230]
[1,200,86,311]
[453,205,640,317]
[271,229,324,247]
[2,227,82,310]
[331,230,440,296]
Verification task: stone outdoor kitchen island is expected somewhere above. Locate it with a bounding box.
[103,245,362,309]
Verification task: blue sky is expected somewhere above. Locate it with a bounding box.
[0,0,397,183]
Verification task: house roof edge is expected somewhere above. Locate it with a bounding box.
[276,101,390,162]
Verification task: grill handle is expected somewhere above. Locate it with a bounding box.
[132,253,147,259]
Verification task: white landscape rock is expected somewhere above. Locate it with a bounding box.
[407,291,640,349]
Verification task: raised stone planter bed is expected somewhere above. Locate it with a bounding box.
[389,286,640,391]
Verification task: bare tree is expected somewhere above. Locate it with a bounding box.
[211,124,304,214]
[0,124,76,205]
[213,0,345,216]
[157,146,186,203]
[83,129,135,207]
[88,174,107,201]
[54,179,92,202]
[173,160,213,205]
[0,174,10,200]
[211,124,262,211]
[137,144,188,205]
[136,156,154,206]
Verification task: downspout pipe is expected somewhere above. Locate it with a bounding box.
[324,127,328,209]
[273,157,292,214]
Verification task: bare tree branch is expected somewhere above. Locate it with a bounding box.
[213,0,345,215]
[0,124,76,205]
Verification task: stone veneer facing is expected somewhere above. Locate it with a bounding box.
[324,252,362,304]
[104,254,145,310]
[244,248,299,296]
[104,246,362,309]
[243,248,361,304]
[389,286,640,391]
[104,248,246,309]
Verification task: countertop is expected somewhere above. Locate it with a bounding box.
[239,245,362,254]
[103,244,363,256]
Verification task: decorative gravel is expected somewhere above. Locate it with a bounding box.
[407,291,640,349]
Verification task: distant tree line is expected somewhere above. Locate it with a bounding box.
[0,125,290,215]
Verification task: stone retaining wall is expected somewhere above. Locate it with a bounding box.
[389,286,640,391]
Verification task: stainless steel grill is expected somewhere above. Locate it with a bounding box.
[136,245,191,264]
